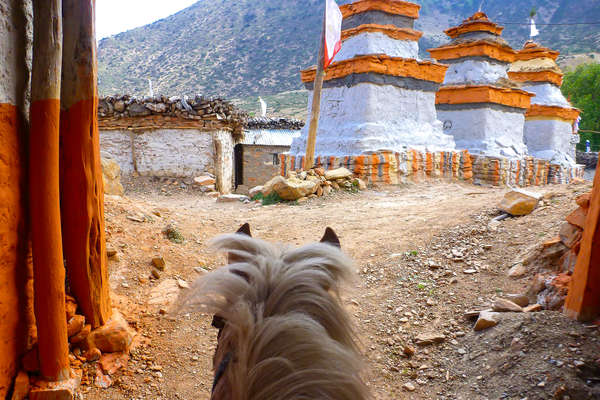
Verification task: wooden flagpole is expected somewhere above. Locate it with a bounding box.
[305,9,327,170]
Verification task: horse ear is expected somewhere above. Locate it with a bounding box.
[320,227,341,248]
[236,223,251,237]
[228,223,251,264]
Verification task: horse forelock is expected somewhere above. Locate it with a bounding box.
[177,233,370,400]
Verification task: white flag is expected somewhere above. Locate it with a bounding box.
[324,0,343,68]
[259,97,267,117]
[530,18,539,37]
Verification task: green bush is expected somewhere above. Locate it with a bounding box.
[562,63,600,151]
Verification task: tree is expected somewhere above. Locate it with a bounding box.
[562,63,600,151]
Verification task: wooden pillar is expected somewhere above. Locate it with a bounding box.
[60,0,111,328]
[29,0,70,381]
[564,160,600,321]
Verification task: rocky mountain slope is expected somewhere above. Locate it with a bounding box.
[98,0,600,115]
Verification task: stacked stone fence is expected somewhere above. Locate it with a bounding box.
[280,150,584,187]
[98,95,246,134]
[576,151,599,169]
[246,117,305,130]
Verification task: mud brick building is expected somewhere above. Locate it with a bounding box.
[235,118,302,191]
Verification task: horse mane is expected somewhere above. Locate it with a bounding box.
[177,233,370,400]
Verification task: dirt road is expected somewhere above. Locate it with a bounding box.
[84,180,599,399]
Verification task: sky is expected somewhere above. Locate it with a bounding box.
[96,0,198,39]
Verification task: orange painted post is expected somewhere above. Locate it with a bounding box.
[60,0,111,328]
[564,160,600,321]
[29,0,70,381]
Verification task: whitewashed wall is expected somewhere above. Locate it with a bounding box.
[99,128,234,191]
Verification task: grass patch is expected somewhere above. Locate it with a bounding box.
[252,191,284,206]
[163,225,184,244]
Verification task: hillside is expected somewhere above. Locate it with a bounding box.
[98,0,600,116]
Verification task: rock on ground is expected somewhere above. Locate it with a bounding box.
[474,311,500,331]
[498,189,541,216]
[325,167,353,180]
[272,177,317,201]
[217,194,249,203]
[101,157,124,196]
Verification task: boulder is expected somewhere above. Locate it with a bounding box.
[474,311,500,331]
[113,100,125,113]
[503,294,529,307]
[193,176,215,186]
[248,186,263,198]
[498,189,541,216]
[272,178,318,201]
[29,372,81,400]
[492,298,523,313]
[67,315,86,337]
[325,168,352,181]
[151,257,166,271]
[576,192,591,209]
[559,222,583,248]
[414,333,446,346]
[127,103,151,117]
[87,311,135,353]
[70,324,91,345]
[507,263,527,277]
[145,103,167,113]
[100,158,124,196]
[566,207,588,229]
[217,194,249,203]
[262,176,284,196]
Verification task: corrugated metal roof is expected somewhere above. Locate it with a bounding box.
[241,129,301,146]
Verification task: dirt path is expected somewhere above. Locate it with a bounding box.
[84,181,600,399]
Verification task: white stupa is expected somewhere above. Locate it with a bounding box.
[290,0,455,157]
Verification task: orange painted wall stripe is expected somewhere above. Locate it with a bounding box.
[436,85,534,109]
[342,24,423,42]
[340,0,420,19]
[444,21,504,38]
[301,54,448,84]
[508,70,563,87]
[428,41,516,63]
[526,104,580,123]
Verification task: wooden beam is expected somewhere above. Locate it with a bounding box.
[29,0,70,381]
[564,158,600,321]
[60,0,112,328]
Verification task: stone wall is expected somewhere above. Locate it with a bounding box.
[98,95,246,135]
[280,150,584,187]
[0,0,35,397]
[241,145,289,188]
[576,151,599,169]
[246,117,304,130]
[99,129,234,192]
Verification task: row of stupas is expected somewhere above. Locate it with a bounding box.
[290,0,580,170]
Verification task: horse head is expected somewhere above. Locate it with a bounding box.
[178,224,369,400]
